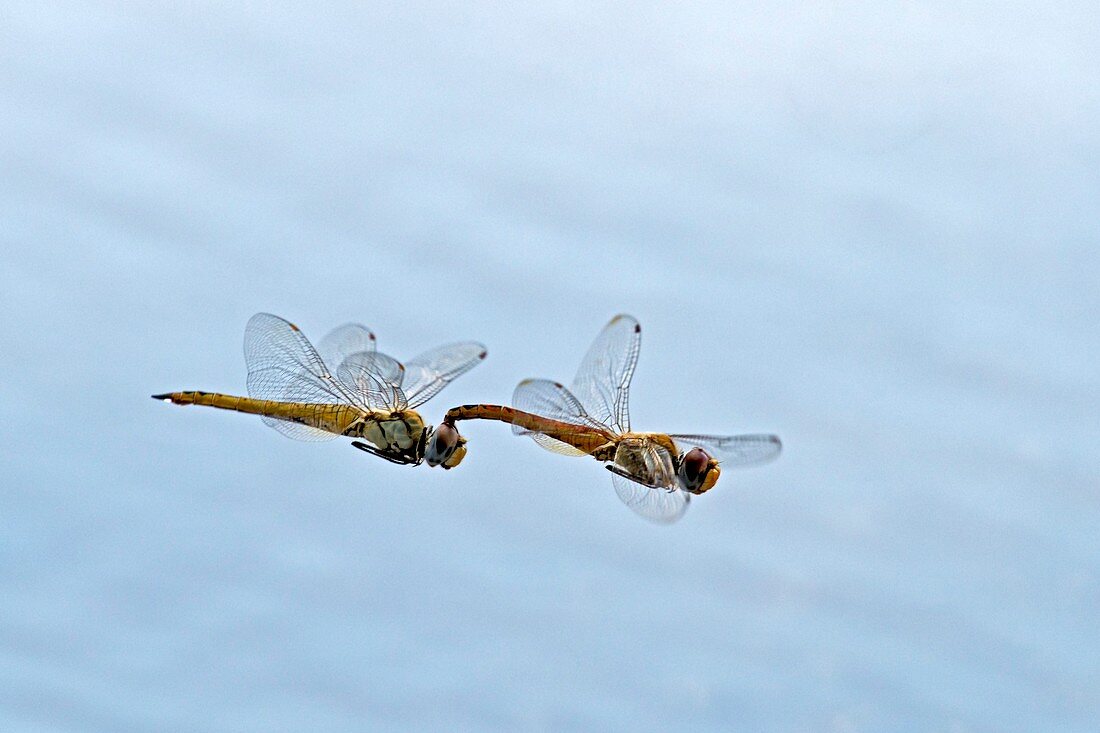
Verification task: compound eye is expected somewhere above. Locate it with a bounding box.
[426,423,460,466]
[678,447,711,492]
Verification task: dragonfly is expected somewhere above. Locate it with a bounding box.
[428,314,780,522]
[153,313,485,468]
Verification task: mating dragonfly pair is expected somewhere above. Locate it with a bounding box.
[154,313,780,522]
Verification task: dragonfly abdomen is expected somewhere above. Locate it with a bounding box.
[446,403,516,424]
[445,404,612,454]
[151,391,362,435]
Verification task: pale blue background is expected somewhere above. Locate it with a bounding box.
[2,2,1098,731]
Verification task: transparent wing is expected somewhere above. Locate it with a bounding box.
[317,323,376,373]
[401,341,487,408]
[336,351,408,411]
[243,313,367,441]
[610,472,690,524]
[267,422,337,442]
[531,433,589,456]
[669,433,782,467]
[244,312,367,409]
[571,314,641,434]
[512,379,610,431]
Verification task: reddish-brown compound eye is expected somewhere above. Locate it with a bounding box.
[425,423,461,467]
[677,447,711,493]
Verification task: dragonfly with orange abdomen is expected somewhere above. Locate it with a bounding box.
[153,313,484,468]
[427,314,780,522]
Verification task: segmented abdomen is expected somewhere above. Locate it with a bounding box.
[156,391,365,435]
[445,404,612,454]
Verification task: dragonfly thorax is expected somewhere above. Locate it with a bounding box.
[612,436,678,489]
[352,411,429,463]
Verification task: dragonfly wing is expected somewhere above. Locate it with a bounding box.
[571,314,641,434]
[317,323,376,373]
[669,433,782,466]
[610,472,690,524]
[512,379,607,430]
[401,341,488,408]
[267,421,338,441]
[336,351,409,411]
[531,432,589,456]
[243,313,367,440]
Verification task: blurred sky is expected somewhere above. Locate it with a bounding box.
[1,2,1098,731]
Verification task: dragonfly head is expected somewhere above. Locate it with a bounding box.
[424,421,467,469]
[677,447,721,494]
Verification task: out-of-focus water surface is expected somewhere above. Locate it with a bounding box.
[2,2,1098,731]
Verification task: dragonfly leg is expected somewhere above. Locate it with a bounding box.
[605,464,668,490]
[351,441,420,466]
